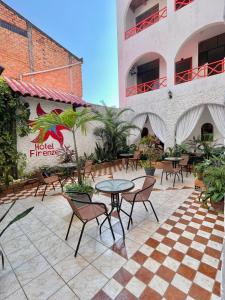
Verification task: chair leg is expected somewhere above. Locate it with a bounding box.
[143,202,148,211]
[160,171,164,185]
[181,170,184,183]
[0,250,4,269]
[59,179,63,192]
[75,222,86,257]
[65,213,75,240]
[91,172,95,182]
[106,214,115,240]
[173,174,177,188]
[34,183,39,196]
[96,217,99,225]
[127,202,135,230]
[52,183,55,190]
[148,201,159,222]
[41,185,48,201]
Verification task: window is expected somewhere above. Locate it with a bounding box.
[175,57,192,84]
[199,33,225,76]
[201,123,213,141]
[141,127,149,138]
[136,4,159,25]
[137,59,159,84]
[175,0,193,11]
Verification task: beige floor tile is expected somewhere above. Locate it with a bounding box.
[53,254,89,282]
[78,239,108,262]
[23,268,65,300]
[68,265,108,300]
[0,267,21,299]
[92,249,126,278]
[4,288,27,300]
[103,278,123,299]
[7,244,39,269]
[48,285,79,300]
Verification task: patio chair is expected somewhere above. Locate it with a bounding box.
[121,176,158,230]
[63,192,115,257]
[34,171,63,201]
[179,154,191,176]
[160,161,183,187]
[81,160,95,182]
[128,151,141,170]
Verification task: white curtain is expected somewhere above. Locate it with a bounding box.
[208,104,225,140]
[148,113,169,146]
[176,106,204,144]
[129,114,147,144]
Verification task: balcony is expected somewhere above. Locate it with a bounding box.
[125,6,167,40]
[175,0,194,11]
[175,58,225,84]
[126,76,167,97]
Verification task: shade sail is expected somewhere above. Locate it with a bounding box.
[3,76,88,107]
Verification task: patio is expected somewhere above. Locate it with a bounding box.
[0,166,223,300]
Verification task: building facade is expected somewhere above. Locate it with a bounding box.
[117,0,225,148]
[0,0,82,96]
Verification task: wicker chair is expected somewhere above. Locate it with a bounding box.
[81,160,95,182]
[179,154,191,176]
[34,171,63,201]
[160,161,183,187]
[63,192,115,257]
[121,176,158,230]
[128,151,141,170]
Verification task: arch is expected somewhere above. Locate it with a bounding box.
[201,123,214,141]
[175,22,225,61]
[175,103,225,144]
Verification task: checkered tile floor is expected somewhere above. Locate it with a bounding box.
[94,193,224,300]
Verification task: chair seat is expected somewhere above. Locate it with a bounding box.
[78,204,105,221]
[122,189,146,202]
[44,175,59,184]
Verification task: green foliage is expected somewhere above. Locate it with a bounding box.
[166,144,188,157]
[140,135,163,168]
[0,78,30,186]
[57,145,75,163]
[197,139,225,159]
[93,104,138,161]
[65,181,94,194]
[31,107,97,184]
[0,201,34,238]
[202,166,225,204]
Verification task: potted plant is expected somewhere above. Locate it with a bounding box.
[202,166,225,212]
[140,135,163,176]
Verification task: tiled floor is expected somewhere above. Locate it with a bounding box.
[0,167,224,300]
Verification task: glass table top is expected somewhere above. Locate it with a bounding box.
[58,162,77,168]
[95,179,134,193]
[164,157,183,161]
[120,153,133,157]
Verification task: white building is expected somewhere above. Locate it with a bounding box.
[117,0,225,148]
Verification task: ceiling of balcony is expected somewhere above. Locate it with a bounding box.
[130,0,148,12]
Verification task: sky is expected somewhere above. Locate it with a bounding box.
[3,0,119,107]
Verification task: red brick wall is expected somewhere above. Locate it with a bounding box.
[0,1,83,97]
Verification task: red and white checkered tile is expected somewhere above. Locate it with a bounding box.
[94,193,224,300]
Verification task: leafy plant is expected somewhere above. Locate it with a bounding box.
[166,144,188,157]
[65,181,94,194]
[0,78,30,186]
[57,145,75,163]
[93,103,138,161]
[31,108,98,185]
[197,139,225,159]
[202,166,225,204]
[0,201,34,268]
[140,135,163,168]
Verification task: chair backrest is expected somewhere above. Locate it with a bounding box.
[162,161,174,172]
[36,171,46,183]
[84,160,93,175]
[133,151,141,159]
[63,192,91,220]
[180,154,189,166]
[139,176,156,200]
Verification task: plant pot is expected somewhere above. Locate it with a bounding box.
[210,198,224,213]
[144,168,155,176]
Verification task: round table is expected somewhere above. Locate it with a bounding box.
[164,157,183,168]
[58,162,77,184]
[120,153,133,172]
[95,179,135,239]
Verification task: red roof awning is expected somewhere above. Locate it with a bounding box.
[3,76,88,107]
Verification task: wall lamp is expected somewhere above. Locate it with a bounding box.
[168,90,173,99]
[0,65,5,75]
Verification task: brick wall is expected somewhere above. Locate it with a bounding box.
[0,1,83,97]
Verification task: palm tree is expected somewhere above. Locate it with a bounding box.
[93,104,138,161]
[32,108,97,184]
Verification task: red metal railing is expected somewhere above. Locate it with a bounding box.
[175,58,225,84]
[125,7,167,40]
[175,0,194,11]
[126,77,167,97]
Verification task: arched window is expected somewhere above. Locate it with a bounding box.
[141,127,149,138]
[201,123,213,141]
